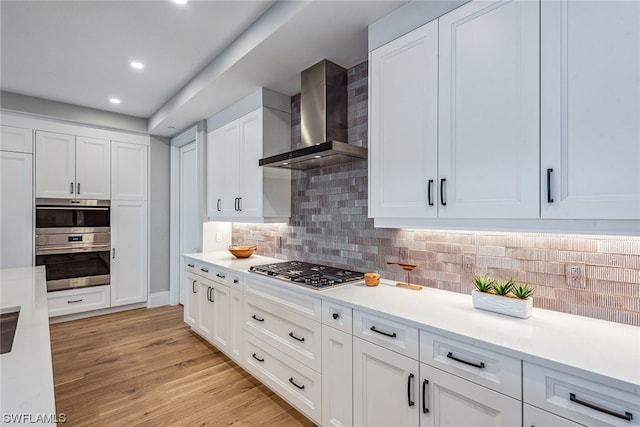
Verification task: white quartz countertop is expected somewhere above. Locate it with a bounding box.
[186,252,640,389]
[0,266,56,426]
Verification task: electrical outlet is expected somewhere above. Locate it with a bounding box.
[216,232,223,242]
[566,263,586,288]
[462,254,475,274]
[399,247,410,262]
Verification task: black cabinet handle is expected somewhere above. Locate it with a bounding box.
[217,199,222,212]
[187,263,195,268]
[570,393,632,421]
[233,279,239,284]
[216,273,226,279]
[201,268,209,273]
[238,197,242,212]
[77,182,81,195]
[70,182,74,194]
[252,353,264,363]
[289,377,305,390]
[288,332,305,342]
[446,351,485,369]
[234,197,240,211]
[370,325,397,338]
[252,314,264,322]
[332,312,339,320]
[422,379,429,414]
[407,373,415,407]
[440,178,446,206]
[427,179,434,206]
[208,287,215,303]
[192,280,197,294]
[67,299,83,304]
[546,168,554,203]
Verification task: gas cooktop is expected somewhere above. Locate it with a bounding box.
[249,261,364,290]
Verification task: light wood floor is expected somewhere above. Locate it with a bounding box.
[50,305,315,426]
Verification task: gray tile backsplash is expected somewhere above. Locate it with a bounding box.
[232,61,640,326]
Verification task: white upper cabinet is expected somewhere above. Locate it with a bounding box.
[111,141,148,201]
[540,0,640,220]
[207,106,291,223]
[0,125,32,153]
[35,131,110,200]
[369,20,439,219]
[438,0,540,218]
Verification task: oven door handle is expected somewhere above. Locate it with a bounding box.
[35,245,111,255]
[35,206,110,211]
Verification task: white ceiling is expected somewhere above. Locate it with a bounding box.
[0,0,407,137]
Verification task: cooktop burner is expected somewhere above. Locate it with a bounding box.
[249,261,364,290]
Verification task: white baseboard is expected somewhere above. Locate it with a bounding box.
[49,302,147,324]
[148,291,170,308]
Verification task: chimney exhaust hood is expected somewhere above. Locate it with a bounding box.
[259,60,367,170]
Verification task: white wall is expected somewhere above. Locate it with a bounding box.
[150,135,171,293]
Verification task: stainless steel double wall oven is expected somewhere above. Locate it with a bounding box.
[35,199,111,292]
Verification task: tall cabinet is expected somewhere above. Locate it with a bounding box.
[110,142,148,307]
[540,0,640,219]
[0,125,33,268]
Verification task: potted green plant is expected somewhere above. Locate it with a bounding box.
[471,276,535,319]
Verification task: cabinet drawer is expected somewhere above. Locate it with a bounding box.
[420,329,521,398]
[321,300,352,334]
[244,276,321,321]
[524,361,640,427]
[184,259,209,277]
[244,333,321,424]
[353,309,418,359]
[48,285,110,317]
[245,293,321,372]
[524,404,583,427]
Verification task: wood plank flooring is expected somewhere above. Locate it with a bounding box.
[49,305,315,426]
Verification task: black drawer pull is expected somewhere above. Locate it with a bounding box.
[440,178,446,206]
[192,280,197,294]
[288,332,305,342]
[216,273,225,279]
[200,268,209,273]
[332,312,339,320]
[187,263,195,268]
[446,352,485,369]
[251,353,264,363]
[370,325,397,338]
[252,314,264,322]
[422,379,429,414]
[427,179,434,206]
[407,373,415,407]
[233,279,239,284]
[570,393,632,421]
[546,168,554,203]
[67,299,83,304]
[288,377,305,390]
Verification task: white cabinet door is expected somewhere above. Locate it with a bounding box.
[438,0,540,218]
[541,0,640,219]
[111,200,148,307]
[184,272,198,328]
[353,337,419,427]
[0,125,32,153]
[197,281,214,341]
[420,362,521,427]
[210,121,241,218]
[229,288,243,363]
[369,20,438,219]
[210,282,230,353]
[238,109,262,218]
[35,131,76,199]
[0,151,33,268]
[207,126,225,218]
[76,136,110,200]
[322,325,353,427]
[111,141,148,201]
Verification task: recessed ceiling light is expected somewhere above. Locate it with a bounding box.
[282,162,289,165]
[109,98,121,104]
[314,155,321,159]
[130,61,144,70]
[173,0,187,4]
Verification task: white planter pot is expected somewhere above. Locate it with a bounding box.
[471,290,532,319]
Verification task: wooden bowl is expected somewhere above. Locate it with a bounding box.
[228,246,256,259]
[364,273,380,287]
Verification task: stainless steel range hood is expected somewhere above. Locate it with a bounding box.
[259,60,367,170]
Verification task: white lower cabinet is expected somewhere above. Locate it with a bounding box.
[47,285,110,317]
[110,200,148,306]
[196,280,214,341]
[353,336,419,427]
[244,332,321,424]
[321,324,352,427]
[524,404,583,427]
[229,287,243,363]
[184,271,198,328]
[420,362,521,427]
[210,283,230,352]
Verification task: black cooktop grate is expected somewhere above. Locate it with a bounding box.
[249,261,364,289]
